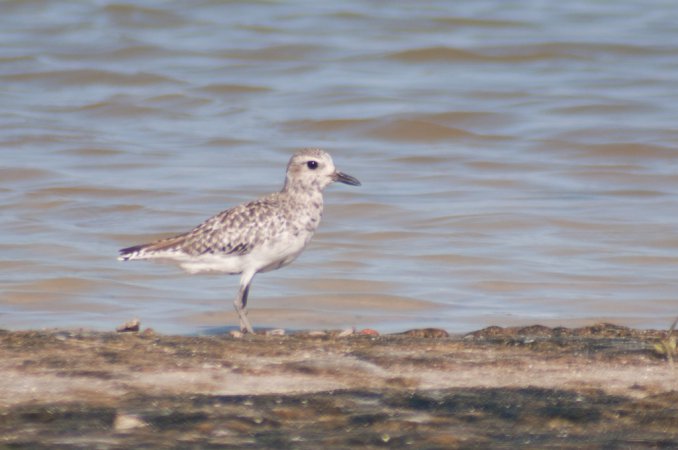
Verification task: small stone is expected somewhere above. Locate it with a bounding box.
[229,330,244,338]
[337,328,355,337]
[266,328,285,336]
[400,328,449,338]
[114,413,147,432]
[116,319,140,333]
[359,328,379,336]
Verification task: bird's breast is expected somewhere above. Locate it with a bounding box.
[253,227,314,273]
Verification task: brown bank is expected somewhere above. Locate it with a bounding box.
[1,323,677,448]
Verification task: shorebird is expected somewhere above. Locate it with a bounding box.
[118,149,361,334]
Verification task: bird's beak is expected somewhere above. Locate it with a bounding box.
[333,171,361,186]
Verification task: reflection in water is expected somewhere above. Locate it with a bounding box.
[1,0,678,333]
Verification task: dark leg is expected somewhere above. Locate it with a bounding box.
[233,272,255,334]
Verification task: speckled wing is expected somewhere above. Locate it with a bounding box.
[179,197,284,257]
[118,194,284,261]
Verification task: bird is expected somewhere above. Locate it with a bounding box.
[118,148,361,334]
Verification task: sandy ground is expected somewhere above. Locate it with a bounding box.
[1,323,677,448]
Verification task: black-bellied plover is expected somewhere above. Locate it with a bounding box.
[118,149,361,334]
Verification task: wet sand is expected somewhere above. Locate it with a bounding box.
[1,323,677,448]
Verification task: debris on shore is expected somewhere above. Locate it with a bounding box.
[0,323,676,447]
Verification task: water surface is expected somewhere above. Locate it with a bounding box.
[2,0,677,333]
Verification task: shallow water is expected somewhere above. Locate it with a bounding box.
[2,0,678,334]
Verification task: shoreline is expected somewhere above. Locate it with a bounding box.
[1,323,677,447]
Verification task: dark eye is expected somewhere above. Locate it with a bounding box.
[307,160,318,170]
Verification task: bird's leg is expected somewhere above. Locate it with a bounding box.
[233,273,255,334]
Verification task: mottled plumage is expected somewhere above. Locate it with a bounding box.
[118,149,360,333]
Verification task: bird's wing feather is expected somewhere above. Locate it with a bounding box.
[119,194,285,260]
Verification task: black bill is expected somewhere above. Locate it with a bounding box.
[333,171,361,186]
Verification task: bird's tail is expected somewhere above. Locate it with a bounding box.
[118,234,187,261]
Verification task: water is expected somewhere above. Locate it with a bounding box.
[2,0,678,334]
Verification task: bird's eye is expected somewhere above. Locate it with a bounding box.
[307,160,318,170]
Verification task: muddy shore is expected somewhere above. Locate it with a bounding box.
[1,323,677,448]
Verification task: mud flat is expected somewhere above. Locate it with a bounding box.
[1,323,677,448]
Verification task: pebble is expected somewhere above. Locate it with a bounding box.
[307,330,327,337]
[400,328,449,338]
[116,319,140,333]
[266,328,286,336]
[337,328,355,337]
[360,329,379,336]
[114,413,147,432]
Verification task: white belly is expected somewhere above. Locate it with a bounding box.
[179,229,313,275]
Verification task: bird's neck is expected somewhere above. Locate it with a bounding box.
[282,179,322,196]
[281,182,324,211]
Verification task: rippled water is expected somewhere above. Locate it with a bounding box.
[2,1,678,334]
